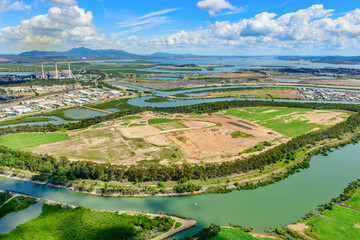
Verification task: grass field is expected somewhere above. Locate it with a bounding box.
[148,118,178,125]
[304,206,360,240]
[210,228,275,240]
[231,131,254,138]
[346,190,360,209]
[0,204,174,240]
[225,107,350,138]
[0,132,69,150]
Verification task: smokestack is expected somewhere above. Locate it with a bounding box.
[55,61,59,79]
[68,61,73,78]
[41,62,45,79]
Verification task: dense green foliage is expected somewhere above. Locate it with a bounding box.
[0,196,37,219]
[331,179,360,203]
[0,204,174,240]
[0,191,11,205]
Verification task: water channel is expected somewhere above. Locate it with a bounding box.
[1,81,360,237]
[0,142,359,237]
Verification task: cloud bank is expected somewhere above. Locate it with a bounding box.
[1,3,360,54]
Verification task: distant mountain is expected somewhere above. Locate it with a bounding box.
[18,47,140,60]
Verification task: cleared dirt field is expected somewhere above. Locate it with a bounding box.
[31,108,350,166]
[168,115,283,163]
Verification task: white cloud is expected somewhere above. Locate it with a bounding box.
[0,0,31,13]
[116,8,179,34]
[1,3,360,55]
[197,0,240,16]
[0,4,101,49]
[49,0,77,6]
[138,8,179,19]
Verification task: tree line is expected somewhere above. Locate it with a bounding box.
[1,100,360,184]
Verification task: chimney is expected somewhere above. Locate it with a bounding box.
[68,61,73,78]
[55,61,59,79]
[41,62,45,79]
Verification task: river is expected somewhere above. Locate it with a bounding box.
[0,142,359,237]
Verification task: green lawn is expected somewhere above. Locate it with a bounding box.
[148,118,178,125]
[346,189,360,209]
[0,132,69,150]
[210,228,275,240]
[122,115,142,120]
[225,107,346,138]
[0,204,174,240]
[304,206,360,240]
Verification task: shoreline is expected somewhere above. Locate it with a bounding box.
[1,126,359,198]
[1,127,358,198]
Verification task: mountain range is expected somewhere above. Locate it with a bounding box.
[0,47,199,62]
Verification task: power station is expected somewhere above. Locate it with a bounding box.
[36,61,74,79]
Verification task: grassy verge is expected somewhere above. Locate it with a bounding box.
[0,132,69,150]
[304,206,360,240]
[0,204,174,240]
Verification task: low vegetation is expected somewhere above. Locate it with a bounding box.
[230,131,254,138]
[0,195,37,219]
[0,204,174,240]
[0,132,69,150]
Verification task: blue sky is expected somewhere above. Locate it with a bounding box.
[0,0,359,55]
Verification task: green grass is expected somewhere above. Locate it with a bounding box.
[137,159,161,165]
[304,206,360,240]
[242,141,271,154]
[346,189,360,209]
[0,196,37,219]
[122,115,142,120]
[175,222,182,229]
[0,132,69,150]
[128,123,145,127]
[231,131,254,138]
[0,204,175,240]
[225,107,346,138]
[210,228,275,240]
[148,118,178,125]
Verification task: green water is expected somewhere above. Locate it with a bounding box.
[0,142,360,237]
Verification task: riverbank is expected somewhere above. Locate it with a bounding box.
[1,125,360,198]
[0,195,195,240]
